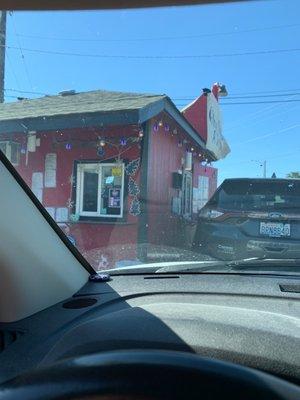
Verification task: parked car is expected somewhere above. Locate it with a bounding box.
[193,178,300,261]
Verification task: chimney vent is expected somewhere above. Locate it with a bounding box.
[59,90,76,96]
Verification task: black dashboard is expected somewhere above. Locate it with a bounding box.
[0,272,299,385]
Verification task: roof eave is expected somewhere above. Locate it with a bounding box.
[0,96,207,152]
[0,109,141,134]
[163,97,206,148]
[138,97,206,149]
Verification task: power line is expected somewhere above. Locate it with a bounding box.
[5,94,21,99]
[173,92,300,101]
[232,124,300,146]
[222,92,300,131]
[173,88,300,98]
[226,102,300,135]
[4,87,48,95]
[175,99,300,106]
[5,50,21,90]
[9,13,33,91]
[5,86,300,99]
[220,99,300,105]
[4,88,300,106]
[228,87,300,96]
[5,87,300,101]
[3,44,300,60]
[12,22,300,43]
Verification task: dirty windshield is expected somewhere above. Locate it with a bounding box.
[1,1,300,273]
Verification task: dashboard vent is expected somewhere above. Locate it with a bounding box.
[0,330,24,353]
[144,275,179,280]
[279,284,300,293]
[62,298,97,309]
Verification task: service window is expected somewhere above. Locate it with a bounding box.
[76,162,125,218]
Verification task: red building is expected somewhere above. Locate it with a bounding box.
[0,85,229,270]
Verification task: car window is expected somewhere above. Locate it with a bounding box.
[211,180,300,211]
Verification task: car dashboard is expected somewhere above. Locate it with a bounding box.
[0,272,299,385]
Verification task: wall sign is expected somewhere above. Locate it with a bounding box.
[31,172,43,203]
[108,188,121,208]
[206,93,230,160]
[45,153,57,188]
[56,207,69,222]
[112,166,122,177]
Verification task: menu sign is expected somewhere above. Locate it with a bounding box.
[109,188,121,208]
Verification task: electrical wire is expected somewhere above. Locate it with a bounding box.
[175,99,300,106]
[4,87,48,95]
[12,22,300,43]
[232,124,300,146]
[5,87,300,100]
[228,87,300,96]
[5,86,300,106]
[9,13,34,91]
[5,50,21,91]
[3,44,300,60]
[220,99,300,105]
[173,92,300,101]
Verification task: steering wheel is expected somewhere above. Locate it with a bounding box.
[0,350,299,399]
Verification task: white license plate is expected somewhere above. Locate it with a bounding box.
[260,222,290,238]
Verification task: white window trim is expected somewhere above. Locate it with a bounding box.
[182,171,193,218]
[0,141,20,166]
[76,162,125,219]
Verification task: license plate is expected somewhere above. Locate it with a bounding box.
[260,222,290,238]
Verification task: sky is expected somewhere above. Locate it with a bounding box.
[4,0,300,183]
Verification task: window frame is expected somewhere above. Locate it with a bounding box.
[76,162,125,219]
[182,171,193,218]
[0,141,21,166]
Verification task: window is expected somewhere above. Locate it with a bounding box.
[198,176,209,209]
[0,141,20,165]
[182,171,192,217]
[76,162,125,218]
[212,180,300,212]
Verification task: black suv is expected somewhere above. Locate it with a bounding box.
[193,178,300,261]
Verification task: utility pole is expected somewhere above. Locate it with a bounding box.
[263,160,267,178]
[0,11,6,103]
[251,159,267,178]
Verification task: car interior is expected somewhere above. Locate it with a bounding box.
[0,0,299,399]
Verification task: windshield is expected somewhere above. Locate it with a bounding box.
[1,1,300,275]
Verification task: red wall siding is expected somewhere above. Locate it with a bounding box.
[147,113,218,251]
[147,113,205,248]
[0,126,141,270]
[193,162,218,198]
[181,95,207,142]
[147,117,184,247]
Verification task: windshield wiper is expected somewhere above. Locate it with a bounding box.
[155,257,300,274]
[104,257,300,276]
[227,257,300,273]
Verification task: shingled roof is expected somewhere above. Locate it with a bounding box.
[0,90,166,121]
[0,89,206,149]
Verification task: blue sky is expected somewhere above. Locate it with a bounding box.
[5,0,300,183]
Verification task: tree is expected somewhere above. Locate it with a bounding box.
[286,172,300,179]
